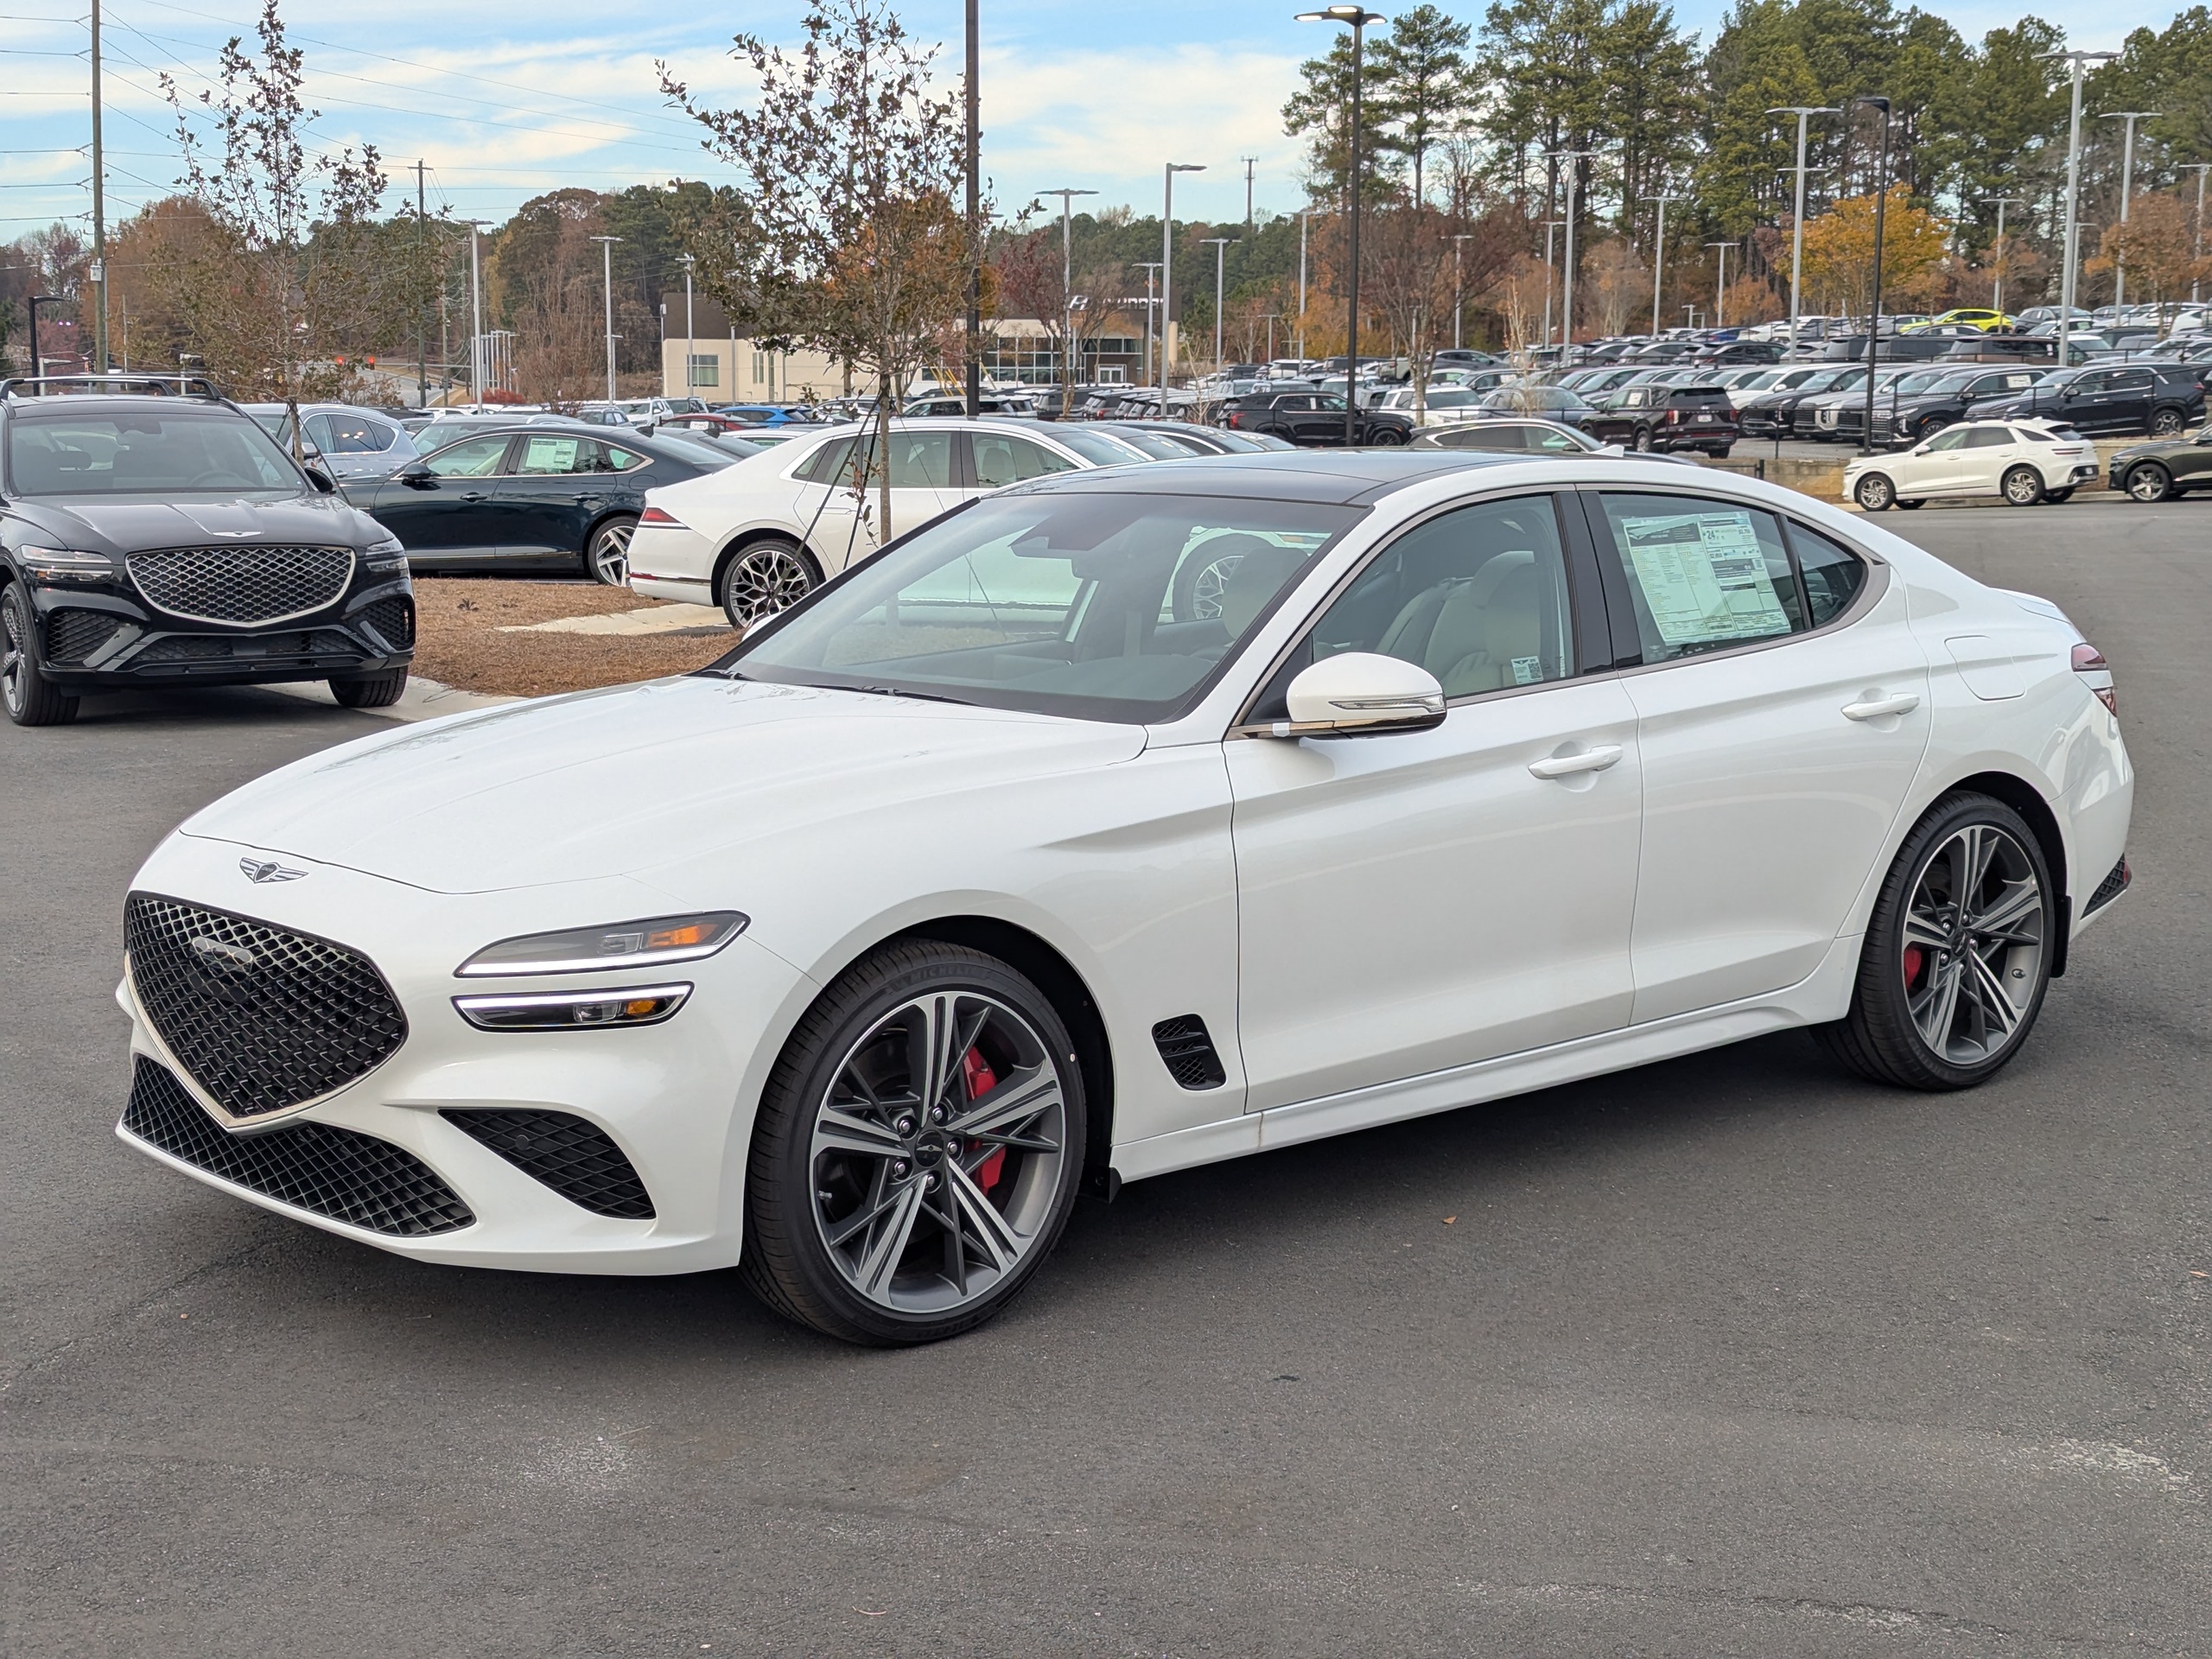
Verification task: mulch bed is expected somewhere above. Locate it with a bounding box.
[409,577,736,700]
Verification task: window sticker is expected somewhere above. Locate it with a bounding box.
[524,437,580,473]
[1511,655,1544,685]
[1618,509,1791,645]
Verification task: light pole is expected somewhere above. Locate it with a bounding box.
[1853,95,1891,455]
[1161,162,1206,387]
[964,0,981,416]
[465,219,491,408]
[589,234,621,403]
[1042,187,1098,406]
[1978,195,2023,311]
[1297,5,1384,447]
[677,252,696,401]
[2100,111,2159,313]
[1770,105,1838,352]
[2183,163,2212,303]
[1706,241,1732,328]
[1240,156,1257,228]
[1297,209,1311,358]
[90,0,108,370]
[1540,219,1565,349]
[1450,233,1474,348]
[2055,51,2120,367]
[1135,261,1163,386]
[1201,236,1236,371]
[1642,194,1680,336]
[1544,148,1598,354]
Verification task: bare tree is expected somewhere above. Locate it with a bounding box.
[1583,237,1649,338]
[990,225,1133,410]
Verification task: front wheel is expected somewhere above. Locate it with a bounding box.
[1370,427,1408,447]
[719,537,817,630]
[1633,428,1655,453]
[585,516,636,586]
[330,669,408,709]
[1897,498,1924,510]
[1815,793,2055,1090]
[2126,463,2172,504]
[1,584,78,727]
[2000,465,2045,506]
[2044,487,2075,504]
[1854,473,1896,512]
[741,941,1088,1345]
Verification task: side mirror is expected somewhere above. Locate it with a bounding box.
[303,464,337,494]
[397,461,434,486]
[1274,652,1446,737]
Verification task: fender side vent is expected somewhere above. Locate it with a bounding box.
[1152,1015,1226,1090]
[2084,855,2131,915]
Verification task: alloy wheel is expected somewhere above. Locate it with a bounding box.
[2001,466,2044,506]
[2127,463,2171,503]
[808,990,1069,1316]
[1,599,23,716]
[1899,823,2045,1066]
[722,543,814,627]
[2150,409,2185,438]
[1188,553,1243,621]
[589,520,633,585]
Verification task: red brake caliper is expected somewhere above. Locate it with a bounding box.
[1903,946,1925,991]
[961,1047,1004,1193]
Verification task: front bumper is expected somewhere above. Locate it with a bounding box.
[114,834,810,1274]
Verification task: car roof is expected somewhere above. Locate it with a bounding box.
[1003,449,1508,505]
[5,393,245,421]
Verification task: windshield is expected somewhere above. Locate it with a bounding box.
[6,409,302,496]
[723,492,1364,724]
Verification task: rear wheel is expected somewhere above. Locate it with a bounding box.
[2149,406,2187,438]
[1897,498,1924,510]
[1815,793,2054,1090]
[1370,427,1408,447]
[2126,462,2173,503]
[741,941,1087,1345]
[2000,465,2044,506]
[1854,473,1896,512]
[1,584,78,727]
[329,668,408,709]
[718,537,816,630]
[2044,487,2075,503]
[584,516,636,586]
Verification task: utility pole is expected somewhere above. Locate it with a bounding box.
[1043,187,1097,407]
[1854,95,1891,456]
[1297,210,1311,358]
[1978,195,2023,310]
[1240,156,1257,228]
[2183,163,2212,303]
[589,233,621,403]
[1642,194,1679,337]
[1541,219,1564,348]
[1706,241,1732,328]
[963,0,981,416]
[86,0,109,370]
[2056,52,2119,368]
[1161,161,1205,388]
[2101,111,2159,314]
[677,252,696,401]
[414,161,428,407]
[1299,6,1383,445]
[1770,105,1838,353]
[1450,233,1473,348]
[1202,236,1236,371]
[1136,261,1163,385]
[1544,148,1598,355]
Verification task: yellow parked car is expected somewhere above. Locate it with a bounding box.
[1901,308,2017,334]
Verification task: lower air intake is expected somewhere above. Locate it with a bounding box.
[123,1058,474,1237]
[442,1109,655,1219]
[1152,1014,1227,1090]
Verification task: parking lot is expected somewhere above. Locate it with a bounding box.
[3,498,2209,1656]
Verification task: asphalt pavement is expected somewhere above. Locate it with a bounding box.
[5,499,2209,1656]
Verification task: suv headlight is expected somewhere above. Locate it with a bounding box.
[363,536,409,573]
[19,545,114,583]
[456,912,748,977]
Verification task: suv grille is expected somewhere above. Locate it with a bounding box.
[442,1109,655,1219]
[127,544,353,625]
[124,1058,472,1237]
[124,893,409,1122]
[46,607,122,663]
[137,630,359,665]
[362,594,415,652]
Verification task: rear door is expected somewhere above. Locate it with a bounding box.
[1953,425,2022,496]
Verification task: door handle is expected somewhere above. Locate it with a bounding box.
[1841,692,1920,721]
[1528,743,1624,779]
[461,491,488,502]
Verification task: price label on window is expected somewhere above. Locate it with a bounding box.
[1618,509,1792,646]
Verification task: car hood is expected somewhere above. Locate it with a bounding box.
[179,676,1151,894]
[19,492,373,555]
[2108,437,2196,461]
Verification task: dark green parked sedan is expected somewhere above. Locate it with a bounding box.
[2107,424,2212,503]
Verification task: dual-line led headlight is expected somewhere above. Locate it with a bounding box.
[453,984,692,1032]
[455,912,747,977]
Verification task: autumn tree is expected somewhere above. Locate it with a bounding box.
[1584,236,1650,335]
[2088,192,2203,310]
[990,225,1135,409]
[663,0,985,541]
[1800,188,1949,318]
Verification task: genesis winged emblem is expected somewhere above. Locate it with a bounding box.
[239,857,308,884]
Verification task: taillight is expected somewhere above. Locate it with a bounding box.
[638,506,683,527]
[2072,641,2118,717]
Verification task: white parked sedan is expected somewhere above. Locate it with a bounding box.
[627,417,1152,626]
[116,453,2133,1345]
[1847,420,2103,511]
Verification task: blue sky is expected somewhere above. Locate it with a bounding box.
[0,0,2168,241]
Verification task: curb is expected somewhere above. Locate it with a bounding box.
[261,674,523,723]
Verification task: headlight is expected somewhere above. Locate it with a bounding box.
[363,536,409,573]
[453,983,692,1030]
[455,911,747,977]
[20,545,114,582]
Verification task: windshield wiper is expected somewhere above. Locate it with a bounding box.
[847,683,978,706]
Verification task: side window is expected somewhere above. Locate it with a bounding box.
[1963,427,2013,448]
[2115,368,2154,391]
[516,435,587,474]
[422,435,514,478]
[1529,427,1582,453]
[887,430,953,488]
[302,413,335,451]
[1593,493,1803,663]
[1290,495,1576,699]
[798,436,856,486]
[325,414,394,454]
[971,432,1076,488]
[1784,523,1871,627]
[1924,429,1970,452]
[601,443,650,473]
[2071,372,2109,395]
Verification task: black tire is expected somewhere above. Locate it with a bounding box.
[330,668,408,709]
[1854,473,1896,512]
[2044,487,2075,503]
[1815,792,2056,1091]
[1,584,79,727]
[741,941,1088,1346]
[2148,406,2187,438]
[1633,427,1655,453]
[2000,464,2045,507]
[1897,498,1924,509]
[584,515,636,586]
[718,537,817,630]
[2125,462,2172,504]
[1707,444,1732,459]
[1916,415,1952,441]
[1370,427,1409,447]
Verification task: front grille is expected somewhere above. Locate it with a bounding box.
[2085,855,2131,914]
[127,544,353,625]
[124,1058,472,1237]
[124,893,409,1122]
[137,629,359,665]
[442,1109,655,1219]
[362,594,415,652]
[46,607,122,663]
[1151,1014,1227,1090]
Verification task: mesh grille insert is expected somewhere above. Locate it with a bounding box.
[442,1109,655,1219]
[46,607,123,664]
[137,630,359,664]
[127,544,353,625]
[362,594,415,652]
[1152,1014,1227,1090]
[2085,855,2130,914]
[125,893,409,1121]
[124,1058,472,1237]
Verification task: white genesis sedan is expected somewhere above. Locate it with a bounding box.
[117,453,2133,1344]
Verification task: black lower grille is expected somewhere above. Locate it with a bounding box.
[442,1109,654,1219]
[124,1058,472,1237]
[137,630,359,665]
[125,893,409,1121]
[2085,855,2131,914]
[1152,1014,1227,1090]
[46,607,123,664]
[361,595,414,652]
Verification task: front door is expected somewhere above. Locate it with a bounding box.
[1229,492,1643,1111]
[790,429,957,577]
[1894,426,1972,495]
[360,433,518,562]
[1580,491,1930,1022]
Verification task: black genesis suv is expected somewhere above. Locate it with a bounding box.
[0,377,413,726]
[1221,390,1415,446]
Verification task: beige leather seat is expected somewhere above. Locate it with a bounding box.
[1211,540,1306,636]
[1375,549,1542,696]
